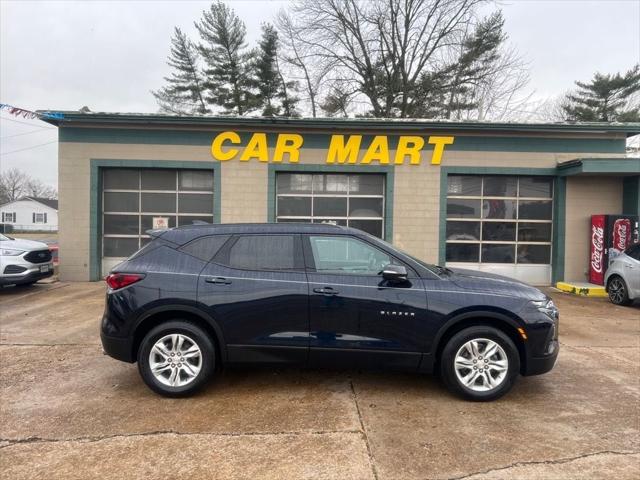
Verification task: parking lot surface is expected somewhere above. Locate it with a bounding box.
[0,282,638,479]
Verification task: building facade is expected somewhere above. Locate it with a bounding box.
[44,113,640,285]
[0,196,58,232]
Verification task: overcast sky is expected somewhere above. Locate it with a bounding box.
[1,0,639,189]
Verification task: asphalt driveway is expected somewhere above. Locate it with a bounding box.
[0,282,638,479]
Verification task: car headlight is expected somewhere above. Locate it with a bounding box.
[0,248,25,256]
[530,299,558,320]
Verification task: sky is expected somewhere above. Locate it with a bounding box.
[1,0,639,189]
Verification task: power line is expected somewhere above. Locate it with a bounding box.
[0,140,57,157]
[0,116,55,129]
[1,128,57,140]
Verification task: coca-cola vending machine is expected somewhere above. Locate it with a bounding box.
[589,215,640,285]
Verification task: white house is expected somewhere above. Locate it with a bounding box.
[0,196,58,232]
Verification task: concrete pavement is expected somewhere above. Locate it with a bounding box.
[0,282,638,479]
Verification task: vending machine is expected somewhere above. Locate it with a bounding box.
[589,215,640,285]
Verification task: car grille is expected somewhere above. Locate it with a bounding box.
[3,265,27,274]
[24,249,52,264]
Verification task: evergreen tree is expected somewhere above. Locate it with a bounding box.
[152,27,208,114]
[562,65,640,122]
[195,2,255,115]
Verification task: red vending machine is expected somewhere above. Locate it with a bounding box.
[589,215,640,285]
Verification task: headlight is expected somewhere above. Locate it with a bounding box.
[530,299,558,320]
[0,248,25,256]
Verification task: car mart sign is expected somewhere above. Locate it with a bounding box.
[211,132,454,166]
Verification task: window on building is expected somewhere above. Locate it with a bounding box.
[227,235,298,271]
[445,175,553,264]
[276,173,385,238]
[2,212,16,223]
[33,213,47,224]
[102,168,215,257]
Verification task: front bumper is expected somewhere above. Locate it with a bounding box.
[0,263,53,286]
[523,340,559,376]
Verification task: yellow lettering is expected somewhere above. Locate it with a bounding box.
[211,131,240,161]
[361,136,389,164]
[273,134,303,163]
[240,133,269,162]
[326,135,362,164]
[394,136,425,165]
[428,136,454,165]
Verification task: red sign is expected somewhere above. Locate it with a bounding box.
[612,218,631,253]
[589,215,606,285]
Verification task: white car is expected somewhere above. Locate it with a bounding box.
[0,233,54,287]
[605,243,640,305]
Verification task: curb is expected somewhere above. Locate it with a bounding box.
[555,281,607,297]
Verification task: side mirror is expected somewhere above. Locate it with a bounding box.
[381,264,408,282]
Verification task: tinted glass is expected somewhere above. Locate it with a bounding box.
[104,192,138,212]
[277,173,312,193]
[309,236,390,275]
[178,194,214,214]
[103,169,138,190]
[180,235,229,262]
[141,169,175,190]
[314,197,348,217]
[142,193,176,212]
[519,200,552,220]
[277,197,311,216]
[447,199,481,218]
[103,237,139,257]
[103,214,138,235]
[446,243,479,262]
[349,175,384,194]
[313,174,348,193]
[481,244,515,263]
[446,221,480,241]
[179,170,214,191]
[177,215,214,226]
[482,222,516,241]
[517,244,551,264]
[229,235,296,270]
[519,177,553,198]
[349,198,383,217]
[141,215,176,231]
[518,223,552,242]
[624,244,640,261]
[483,199,516,219]
[483,176,517,197]
[447,176,481,196]
[348,219,383,237]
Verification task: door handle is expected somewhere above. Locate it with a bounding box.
[205,277,232,285]
[313,287,339,296]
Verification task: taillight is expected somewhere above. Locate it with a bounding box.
[105,273,145,290]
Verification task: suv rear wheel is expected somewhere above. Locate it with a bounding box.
[137,320,215,397]
[440,326,520,401]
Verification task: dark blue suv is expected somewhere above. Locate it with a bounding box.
[101,223,559,401]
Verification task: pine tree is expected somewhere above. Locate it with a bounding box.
[152,27,208,115]
[196,2,255,115]
[562,65,640,122]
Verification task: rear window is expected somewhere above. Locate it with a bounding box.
[226,235,300,271]
[180,235,230,262]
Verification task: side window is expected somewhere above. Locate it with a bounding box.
[309,236,391,275]
[626,244,640,261]
[180,235,230,262]
[227,235,298,271]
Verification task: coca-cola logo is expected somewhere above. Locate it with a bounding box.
[591,225,604,273]
[613,220,629,251]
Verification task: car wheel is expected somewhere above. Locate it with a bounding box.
[440,326,520,401]
[137,320,215,397]
[608,276,631,306]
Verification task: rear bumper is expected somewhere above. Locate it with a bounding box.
[523,340,559,376]
[101,332,135,363]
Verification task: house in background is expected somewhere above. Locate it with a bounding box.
[0,196,58,232]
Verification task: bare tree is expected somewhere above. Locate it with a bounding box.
[0,169,57,205]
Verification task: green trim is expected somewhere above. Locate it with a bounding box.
[89,159,221,281]
[438,167,565,283]
[267,164,394,241]
[43,111,640,136]
[622,176,640,216]
[557,158,640,176]
[59,127,626,154]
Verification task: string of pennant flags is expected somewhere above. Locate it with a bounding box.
[0,103,64,121]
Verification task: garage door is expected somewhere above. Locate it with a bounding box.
[101,168,215,275]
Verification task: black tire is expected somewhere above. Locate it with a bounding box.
[137,320,215,397]
[440,326,520,402]
[607,276,631,306]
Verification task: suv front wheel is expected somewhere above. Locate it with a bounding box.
[137,320,216,397]
[440,326,520,401]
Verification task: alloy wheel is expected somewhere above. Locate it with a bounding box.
[149,333,202,387]
[608,278,626,304]
[454,338,508,392]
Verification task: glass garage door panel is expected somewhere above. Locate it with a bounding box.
[101,168,215,273]
[275,173,386,238]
